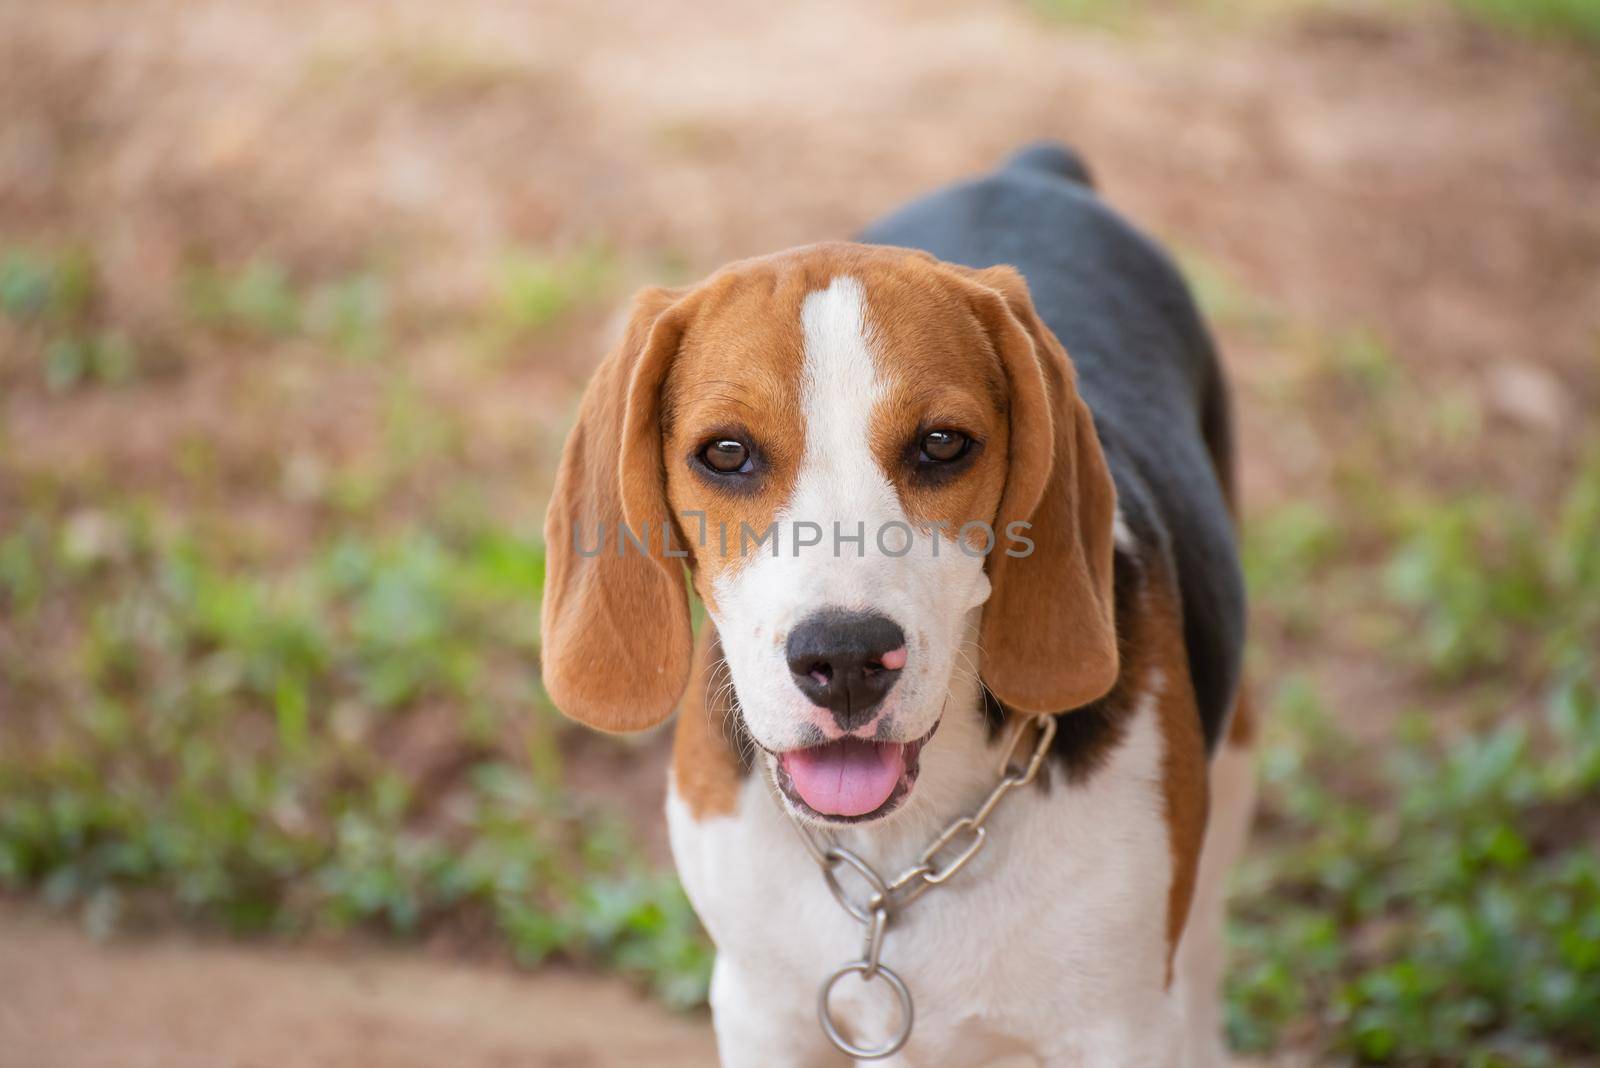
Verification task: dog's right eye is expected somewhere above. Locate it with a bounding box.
[699,439,752,474]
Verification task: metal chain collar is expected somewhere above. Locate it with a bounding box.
[785,713,1058,1060]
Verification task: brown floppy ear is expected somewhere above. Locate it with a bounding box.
[947,264,1119,714]
[541,286,695,732]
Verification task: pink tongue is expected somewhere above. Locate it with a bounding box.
[781,738,906,817]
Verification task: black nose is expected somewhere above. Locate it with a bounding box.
[786,610,906,730]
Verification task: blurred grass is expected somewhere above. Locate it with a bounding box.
[491,243,618,343]
[0,506,711,1007]
[1203,232,1600,1062]
[1231,462,1600,1063]
[2,248,140,393]
[4,237,1596,1061]
[0,240,714,1008]
[1029,0,1600,52]
[184,259,392,360]
[1456,0,1600,46]
[1229,672,1600,1065]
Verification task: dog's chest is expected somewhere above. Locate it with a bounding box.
[666,700,1182,1064]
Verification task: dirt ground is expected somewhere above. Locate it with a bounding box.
[0,902,718,1068]
[3,0,1598,1065]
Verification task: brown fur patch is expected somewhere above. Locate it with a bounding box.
[993,545,1209,985]
[1225,684,1257,747]
[1143,579,1210,985]
[541,286,695,732]
[859,262,1011,546]
[656,243,1033,607]
[671,628,751,820]
[660,262,812,609]
[943,262,1120,717]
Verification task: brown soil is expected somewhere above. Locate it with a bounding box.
[5,0,1597,514]
[0,902,717,1068]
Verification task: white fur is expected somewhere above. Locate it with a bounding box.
[675,278,1257,1065]
[670,674,1224,1067]
[1113,506,1136,555]
[708,276,991,757]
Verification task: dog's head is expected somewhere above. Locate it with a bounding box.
[541,243,1116,823]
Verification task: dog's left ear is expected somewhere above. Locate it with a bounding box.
[944,263,1119,714]
[541,286,695,733]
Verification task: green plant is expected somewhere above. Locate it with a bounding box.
[305,272,390,361]
[0,251,58,319]
[43,331,138,392]
[183,260,303,337]
[0,508,711,1005]
[491,244,616,340]
[1177,249,1287,341]
[1028,0,1131,27]
[1231,441,1600,1062]
[1383,497,1548,677]
[1383,453,1600,680]
[1228,671,1600,1062]
[181,260,395,361]
[1242,502,1344,634]
[0,247,94,323]
[1,247,139,391]
[1454,0,1600,47]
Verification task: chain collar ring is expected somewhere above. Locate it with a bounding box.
[788,713,1057,1059]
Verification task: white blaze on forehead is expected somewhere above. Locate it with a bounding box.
[794,276,900,530]
[707,273,990,753]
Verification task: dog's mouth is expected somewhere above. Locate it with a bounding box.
[770,722,937,824]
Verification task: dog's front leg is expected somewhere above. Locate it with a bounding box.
[710,957,852,1068]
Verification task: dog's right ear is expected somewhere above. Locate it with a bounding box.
[541,286,695,733]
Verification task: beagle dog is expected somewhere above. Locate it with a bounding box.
[541,143,1253,1067]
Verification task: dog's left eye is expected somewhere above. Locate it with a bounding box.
[699,438,752,474]
[919,429,971,463]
